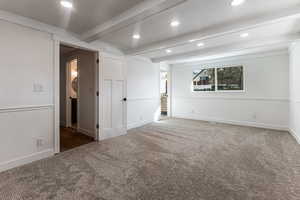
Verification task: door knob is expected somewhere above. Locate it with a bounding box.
[123,98,127,102]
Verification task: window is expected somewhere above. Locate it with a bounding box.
[193,66,244,92]
[193,68,215,91]
[217,66,244,91]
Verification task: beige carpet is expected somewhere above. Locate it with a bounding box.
[1,118,300,200]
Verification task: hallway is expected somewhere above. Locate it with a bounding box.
[60,127,94,152]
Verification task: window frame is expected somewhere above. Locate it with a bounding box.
[192,65,246,93]
[192,67,216,92]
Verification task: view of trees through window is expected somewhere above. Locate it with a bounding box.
[217,66,243,91]
[193,68,215,91]
[193,66,244,92]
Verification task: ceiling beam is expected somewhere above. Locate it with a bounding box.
[126,6,300,56]
[152,34,299,63]
[81,0,187,42]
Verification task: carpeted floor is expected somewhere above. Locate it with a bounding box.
[1,118,300,200]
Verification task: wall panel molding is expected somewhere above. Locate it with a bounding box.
[128,97,160,102]
[0,105,54,113]
[173,113,289,131]
[289,129,300,144]
[174,97,289,102]
[127,120,153,130]
[0,149,54,173]
[288,99,300,103]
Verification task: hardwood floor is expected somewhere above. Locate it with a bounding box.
[60,127,94,152]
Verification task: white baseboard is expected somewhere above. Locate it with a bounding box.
[77,127,95,138]
[0,149,54,173]
[289,129,300,144]
[100,128,127,141]
[173,113,289,131]
[127,120,153,130]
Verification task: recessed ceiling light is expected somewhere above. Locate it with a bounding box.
[170,20,180,27]
[231,0,245,7]
[133,34,140,39]
[197,42,205,47]
[166,49,172,54]
[60,0,73,8]
[240,33,249,38]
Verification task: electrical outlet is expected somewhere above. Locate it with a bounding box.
[33,83,44,93]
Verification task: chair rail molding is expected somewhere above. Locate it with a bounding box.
[0,104,54,113]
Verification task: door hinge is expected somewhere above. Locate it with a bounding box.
[96,91,99,96]
[96,124,99,129]
[96,59,99,64]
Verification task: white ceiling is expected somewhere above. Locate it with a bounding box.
[142,19,300,62]
[99,0,300,49]
[0,0,145,34]
[1,0,300,63]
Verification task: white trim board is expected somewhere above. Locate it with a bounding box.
[289,129,300,144]
[100,128,127,141]
[173,97,289,102]
[77,128,96,138]
[0,105,53,113]
[127,97,160,102]
[53,39,101,154]
[173,114,289,132]
[0,149,54,173]
[127,120,154,130]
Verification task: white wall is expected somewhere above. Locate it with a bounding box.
[171,51,290,130]
[0,20,54,172]
[126,56,160,129]
[289,42,300,143]
[0,17,126,172]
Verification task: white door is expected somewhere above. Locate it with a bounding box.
[100,54,127,140]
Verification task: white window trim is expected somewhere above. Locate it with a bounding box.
[192,65,246,93]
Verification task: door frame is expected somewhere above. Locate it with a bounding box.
[53,36,102,154]
[159,67,172,118]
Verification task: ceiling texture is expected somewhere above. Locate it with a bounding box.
[0,0,145,34]
[1,0,300,63]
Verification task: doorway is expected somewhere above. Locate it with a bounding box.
[160,71,168,118]
[59,44,98,152]
[66,58,78,129]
